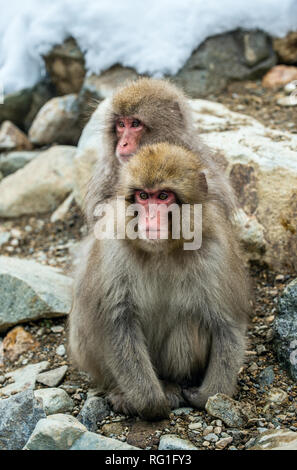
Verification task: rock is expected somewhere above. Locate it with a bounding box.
[34,388,74,415]
[77,396,111,432]
[0,361,49,397]
[204,433,219,442]
[50,193,74,223]
[158,434,198,450]
[258,366,275,387]
[273,32,297,64]
[0,145,75,217]
[277,95,297,107]
[78,66,138,116]
[173,29,276,97]
[24,414,87,450]
[0,257,72,332]
[0,151,40,176]
[205,394,252,428]
[2,326,39,362]
[215,436,233,449]
[23,79,56,130]
[274,279,297,381]
[266,388,288,405]
[172,407,194,416]
[70,432,140,450]
[28,94,81,146]
[190,99,297,271]
[262,65,297,89]
[233,208,266,255]
[43,37,86,95]
[0,121,32,151]
[248,429,297,450]
[56,345,66,356]
[37,365,68,387]
[0,89,33,128]
[0,231,10,247]
[0,390,46,450]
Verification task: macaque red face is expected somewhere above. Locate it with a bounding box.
[115,117,144,163]
[134,189,176,240]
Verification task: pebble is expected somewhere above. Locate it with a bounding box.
[158,435,198,450]
[215,437,233,449]
[188,422,202,430]
[204,433,219,442]
[56,345,66,356]
[203,425,213,436]
[51,325,64,333]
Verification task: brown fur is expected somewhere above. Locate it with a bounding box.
[69,143,250,420]
[84,78,235,227]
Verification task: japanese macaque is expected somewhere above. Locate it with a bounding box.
[69,142,250,421]
[84,78,236,227]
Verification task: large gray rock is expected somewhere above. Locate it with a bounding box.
[274,278,297,381]
[70,432,140,450]
[0,361,49,397]
[0,390,46,450]
[0,257,72,332]
[0,145,75,217]
[24,414,87,450]
[0,151,40,176]
[173,29,276,97]
[37,365,68,387]
[29,94,81,146]
[34,388,74,415]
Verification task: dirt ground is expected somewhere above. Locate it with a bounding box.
[0,79,296,450]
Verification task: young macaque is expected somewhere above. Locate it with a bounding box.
[69,142,250,421]
[85,78,235,226]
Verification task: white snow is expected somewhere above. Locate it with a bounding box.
[0,0,297,94]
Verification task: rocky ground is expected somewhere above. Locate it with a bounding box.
[0,79,296,451]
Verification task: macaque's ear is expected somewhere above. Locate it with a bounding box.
[198,171,208,196]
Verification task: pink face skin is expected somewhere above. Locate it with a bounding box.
[134,189,176,239]
[115,117,144,162]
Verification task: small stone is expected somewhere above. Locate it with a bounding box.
[203,425,213,436]
[56,345,66,356]
[256,344,266,355]
[0,361,49,397]
[188,422,202,430]
[277,96,297,107]
[0,232,10,246]
[158,435,198,450]
[258,366,275,387]
[37,365,68,387]
[204,433,219,442]
[3,326,39,362]
[248,362,258,372]
[50,325,64,333]
[214,426,222,434]
[34,388,74,415]
[262,65,297,89]
[206,394,253,428]
[172,407,193,416]
[215,436,233,449]
[267,388,288,405]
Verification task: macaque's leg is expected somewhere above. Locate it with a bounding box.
[105,306,170,420]
[160,381,187,409]
[183,322,246,408]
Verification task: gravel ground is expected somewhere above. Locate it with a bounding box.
[0,79,296,450]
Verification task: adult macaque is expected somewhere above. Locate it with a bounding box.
[85,78,235,226]
[69,142,250,421]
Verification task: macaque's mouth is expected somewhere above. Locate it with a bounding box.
[119,154,134,162]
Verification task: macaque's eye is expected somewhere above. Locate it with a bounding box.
[118,121,125,128]
[132,119,141,128]
[139,191,148,200]
[158,192,168,200]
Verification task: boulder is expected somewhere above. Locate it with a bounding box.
[0,145,75,217]
[274,278,297,381]
[0,121,32,151]
[173,29,276,97]
[0,151,40,176]
[248,429,297,450]
[43,37,86,95]
[0,256,72,332]
[29,94,81,146]
[262,65,297,89]
[0,390,46,450]
[70,432,140,450]
[34,388,74,415]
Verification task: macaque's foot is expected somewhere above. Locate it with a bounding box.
[182,386,209,409]
[106,391,136,416]
[162,382,187,409]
